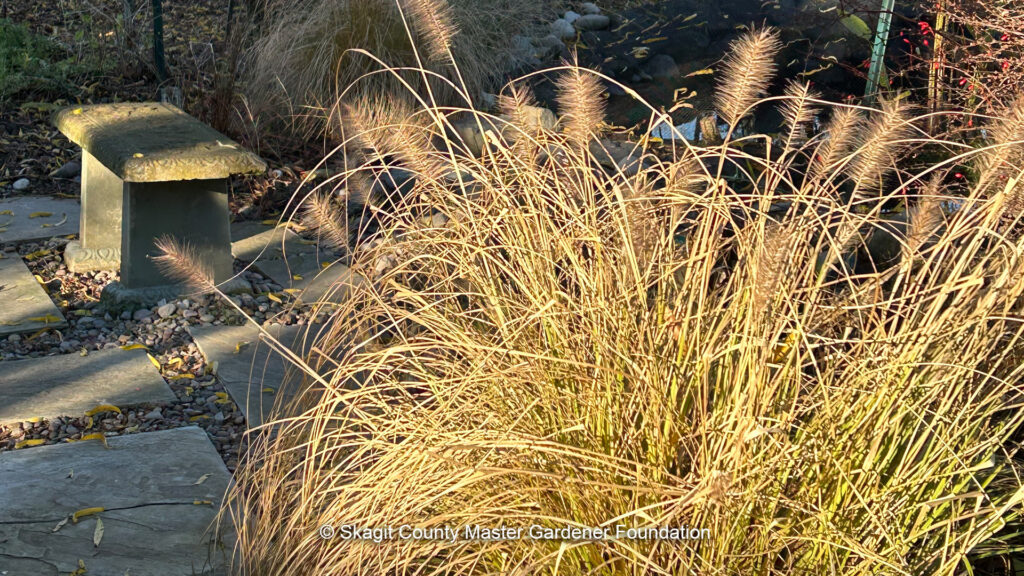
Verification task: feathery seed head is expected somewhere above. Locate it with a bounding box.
[715,28,782,127]
[780,80,819,144]
[808,106,860,186]
[555,64,606,150]
[401,0,459,63]
[304,193,351,253]
[152,235,215,292]
[977,98,1024,207]
[846,99,913,199]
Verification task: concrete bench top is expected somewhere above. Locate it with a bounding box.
[54,102,266,182]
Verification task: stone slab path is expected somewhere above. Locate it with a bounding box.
[0,426,231,576]
[0,196,80,244]
[0,347,175,424]
[188,322,321,427]
[231,221,363,303]
[0,256,67,337]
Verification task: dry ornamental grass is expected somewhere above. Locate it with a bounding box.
[156,13,1024,575]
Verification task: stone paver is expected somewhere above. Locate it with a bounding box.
[231,221,317,264]
[0,347,176,424]
[0,196,80,243]
[0,256,67,337]
[231,222,363,303]
[0,426,231,576]
[189,323,323,426]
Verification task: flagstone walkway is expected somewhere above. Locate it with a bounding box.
[0,204,344,575]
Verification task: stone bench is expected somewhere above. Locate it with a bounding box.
[54,102,265,302]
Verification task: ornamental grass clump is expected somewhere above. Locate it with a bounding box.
[205,22,1024,575]
[244,0,546,140]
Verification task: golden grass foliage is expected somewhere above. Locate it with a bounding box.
[217,29,1024,575]
[244,0,547,139]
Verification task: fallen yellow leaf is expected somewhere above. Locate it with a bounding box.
[27,314,62,324]
[15,438,45,449]
[68,433,109,448]
[147,353,160,369]
[72,507,104,523]
[189,415,211,422]
[686,68,715,77]
[26,327,51,341]
[85,405,121,417]
[28,211,52,218]
[267,293,283,303]
[169,373,194,380]
[69,559,86,576]
[120,343,148,351]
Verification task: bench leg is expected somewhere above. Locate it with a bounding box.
[101,178,251,305]
[64,151,123,272]
[121,178,234,287]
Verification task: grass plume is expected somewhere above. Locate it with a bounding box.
[152,235,215,292]
[303,193,351,253]
[555,64,606,150]
[715,27,782,126]
[401,0,458,63]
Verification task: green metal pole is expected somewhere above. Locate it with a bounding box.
[865,0,896,105]
[152,0,167,81]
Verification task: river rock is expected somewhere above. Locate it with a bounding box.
[575,14,610,31]
[641,54,679,79]
[551,18,576,40]
[533,34,566,59]
[50,160,81,179]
